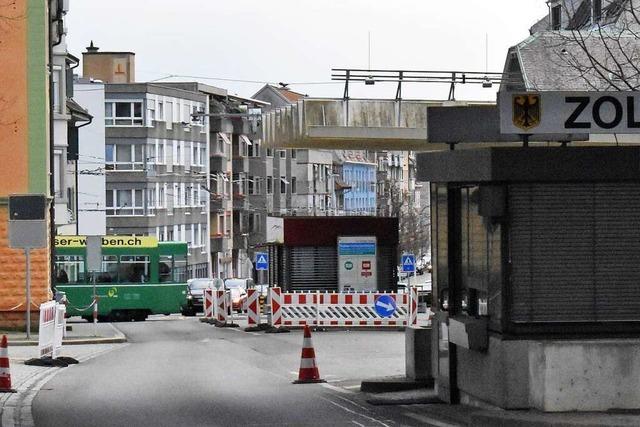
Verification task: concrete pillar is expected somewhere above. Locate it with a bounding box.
[406,326,433,385]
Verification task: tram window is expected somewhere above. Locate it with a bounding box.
[119,256,150,283]
[54,255,84,283]
[97,255,118,283]
[159,255,173,282]
[173,254,187,283]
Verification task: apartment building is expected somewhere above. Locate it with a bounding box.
[253,84,335,218]
[82,46,211,277]
[51,2,93,234]
[333,150,377,216]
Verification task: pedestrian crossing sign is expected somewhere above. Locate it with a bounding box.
[401,254,416,273]
[256,252,269,271]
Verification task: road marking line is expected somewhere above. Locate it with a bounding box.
[352,421,366,426]
[227,328,260,336]
[319,396,391,427]
[403,411,460,427]
[344,385,361,389]
[321,383,354,394]
[333,394,372,412]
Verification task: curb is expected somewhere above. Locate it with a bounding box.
[364,388,442,406]
[360,376,434,393]
[4,324,127,347]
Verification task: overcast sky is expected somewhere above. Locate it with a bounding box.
[67,1,548,101]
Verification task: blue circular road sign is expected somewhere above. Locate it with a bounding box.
[374,295,397,318]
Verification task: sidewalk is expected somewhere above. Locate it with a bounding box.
[1,321,127,427]
[2,319,127,347]
[363,386,640,426]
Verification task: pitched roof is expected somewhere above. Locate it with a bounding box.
[502,31,640,91]
[275,86,305,102]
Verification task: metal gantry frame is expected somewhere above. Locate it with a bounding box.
[331,68,521,101]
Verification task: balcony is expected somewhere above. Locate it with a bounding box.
[210,155,227,173]
[210,196,225,212]
[210,235,230,252]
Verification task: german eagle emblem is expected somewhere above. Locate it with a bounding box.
[513,94,541,131]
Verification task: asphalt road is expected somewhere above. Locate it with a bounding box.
[32,316,426,427]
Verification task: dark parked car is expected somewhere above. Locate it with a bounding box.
[181,278,221,316]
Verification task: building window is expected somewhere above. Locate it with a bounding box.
[105,144,145,171]
[280,177,287,194]
[248,140,261,158]
[52,69,62,114]
[551,5,562,30]
[156,140,165,164]
[105,101,143,126]
[147,99,156,125]
[267,176,273,194]
[266,148,273,157]
[248,178,255,195]
[157,101,164,121]
[291,177,297,194]
[291,149,297,159]
[105,189,145,216]
[279,150,286,158]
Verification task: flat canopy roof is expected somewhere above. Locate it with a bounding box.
[417,147,640,183]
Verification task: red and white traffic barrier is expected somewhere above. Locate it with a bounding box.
[38,301,57,358]
[213,290,228,323]
[53,304,66,358]
[269,287,418,328]
[38,301,67,358]
[246,289,261,326]
[203,289,214,318]
[409,286,418,327]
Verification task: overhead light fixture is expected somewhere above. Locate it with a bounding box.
[482,77,493,88]
[365,76,375,85]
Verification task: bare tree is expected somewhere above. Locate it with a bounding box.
[380,181,430,257]
[545,0,640,91]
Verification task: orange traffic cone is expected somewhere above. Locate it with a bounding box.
[0,335,16,393]
[293,326,325,384]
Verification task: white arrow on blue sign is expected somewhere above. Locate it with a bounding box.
[374,295,397,317]
[401,254,416,273]
[255,252,269,271]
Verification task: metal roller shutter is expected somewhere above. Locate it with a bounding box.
[509,183,640,323]
[377,246,396,291]
[287,246,338,291]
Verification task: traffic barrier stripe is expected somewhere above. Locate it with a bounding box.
[246,289,260,326]
[204,289,214,318]
[270,288,418,328]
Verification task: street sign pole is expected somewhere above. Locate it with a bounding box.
[25,248,31,340]
[255,252,269,324]
[401,253,416,325]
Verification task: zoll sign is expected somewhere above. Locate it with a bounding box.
[499,91,640,135]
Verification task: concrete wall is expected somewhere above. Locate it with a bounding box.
[529,340,640,412]
[456,337,640,412]
[457,336,531,409]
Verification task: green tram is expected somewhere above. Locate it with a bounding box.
[54,236,188,322]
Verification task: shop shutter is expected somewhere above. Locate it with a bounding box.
[377,246,396,291]
[509,183,640,323]
[287,246,338,291]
